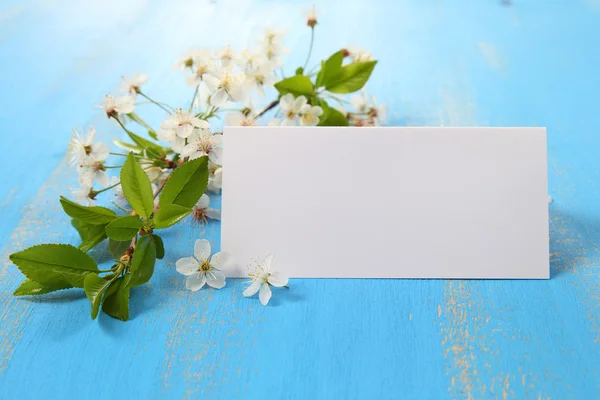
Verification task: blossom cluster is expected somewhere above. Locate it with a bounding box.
[10,7,386,320]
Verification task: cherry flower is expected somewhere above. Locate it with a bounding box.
[243,253,289,306]
[260,28,289,67]
[215,45,236,67]
[204,68,250,107]
[191,194,221,224]
[279,94,322,126]
[100,94,135,117]
[77,154,110,187]
[224,111,256,126]
[176,239,229,291]
[279,93,305,126]
[185,53,217,87]
[207,161,223,193]
[68,127,109,167]
[246,64,278,97]
[157,109,210,152]
[181,129,223,164]
[120,73,148,95]
[174,49,203,70]
[71,182,95,206]
[299,103,323,126]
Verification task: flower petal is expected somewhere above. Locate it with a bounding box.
[243,280,261,297]
[279,93,295,110]
[176,257,199,276]
[194,239,211,261]
[196,194,210,209]
[210,252,230,268]
[259,283,272,305]
[206,270,226,289]
[268,272,288,287]
[262,253,275,271]
[176,123,193,138]
[209,148,223,165]
[185,274,206,291]
[206,208,221,220]
[210,88,229,107]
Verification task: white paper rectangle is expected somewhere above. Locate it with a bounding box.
[221,127,549,279]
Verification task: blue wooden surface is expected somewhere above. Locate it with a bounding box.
[1,0,600,398]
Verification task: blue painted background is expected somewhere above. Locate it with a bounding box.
[1,0,599,398]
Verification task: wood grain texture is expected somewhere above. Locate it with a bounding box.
[1,0,599,398]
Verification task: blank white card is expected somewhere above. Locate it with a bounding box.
[221,127,549,279]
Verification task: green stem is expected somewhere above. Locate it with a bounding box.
[110,152,129,157]
[189,85,200,112]
[103,165,123,169]
[94,181,121,195]
[302,27,315,71]
[138,92,172,114]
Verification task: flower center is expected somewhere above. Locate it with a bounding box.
[198,259,211,272]
[84,145,93,155]
[192,207,208,225]
[196,136,213,153]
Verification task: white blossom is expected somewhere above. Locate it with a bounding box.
[181,129,223,164]
[243,253,288,306]
[191,194,221,224]
[176,239,228,291]
[299,103,323,126]
[100,94,135,116]
[185,52,218,87]
[174,49,203,70]
[215,45,236,67]
[246,64,278,96]
[120,73,148,95]
[157,110,210,152]
[71,182,95,206]
[224,111,255,126]
[68,127,109,167]
[279,94,321,126]
[204,68,250,107]
[207,161,222,193]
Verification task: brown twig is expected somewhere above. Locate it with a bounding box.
[255,100,279,119]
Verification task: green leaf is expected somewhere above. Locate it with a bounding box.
[159,156,208,208]
[154,204,192,229]
[108,239,131,260]
[316,50,345,87]
[71,219,108,253]
[13,279,72,296]
[105,216,143,241]
[10,244,99,288]
[317,101,349,126]
[127,112,157,140]
[152,235,164,259]
[125,130,165,155]
[84,272,120,320]
[102,276,130,321]
[274,75,314,97]
[121,152,155,218]
[127,236,156,287]
[295,67,304,75]
[113,139,142,154]
[325,60,377,94]
[60,196,117,225]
